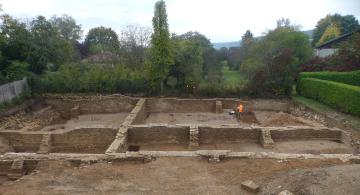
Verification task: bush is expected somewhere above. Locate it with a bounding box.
[31,63,147,94]
[298,71,360,86]
[297,78,360,116]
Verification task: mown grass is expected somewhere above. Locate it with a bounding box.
[222,67,247,87]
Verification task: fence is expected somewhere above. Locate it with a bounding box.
[0,78,28,103]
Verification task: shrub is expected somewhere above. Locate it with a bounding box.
[298,70,360,86]
[31,63,147,94]
[297,78,360,116]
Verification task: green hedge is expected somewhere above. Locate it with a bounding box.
[298,71,360,86]
[297,78,360,116]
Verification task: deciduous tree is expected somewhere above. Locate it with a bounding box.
[148,0,173,93]
[85,26,120,54]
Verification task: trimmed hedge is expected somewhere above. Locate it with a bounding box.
[297,78,360,116]
[298,71,360,86]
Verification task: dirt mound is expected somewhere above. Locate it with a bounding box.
[0,107,65,131]
[259,164,360,195]
[262,112,309,127]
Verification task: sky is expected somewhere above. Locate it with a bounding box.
[1,0,360,42]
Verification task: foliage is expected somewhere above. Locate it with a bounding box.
[85,26,120,54]
[297,78,360,116]
[148,0,173,93]
[27,16,74,73]
[300,32,360,72]
[32,63,146,94]
[227,30,255,70]
[241,23,313,97]
[222,66,247,86]
[332,32,360,70]
[298,71,360,86]
[2,61,30,82]
[119,25,151,69]
[0,15,31,69]
[317,23,340,45]
[293,95,360,129]
[170,36,203,89]
[50,14,82,42]
[312,14,360,46]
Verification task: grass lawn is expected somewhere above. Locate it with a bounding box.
[222,67,247,86]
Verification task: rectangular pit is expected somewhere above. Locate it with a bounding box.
[0,132,43,153]
[127,125,190,151]
[198,126,263,151]
[51,128,117,153]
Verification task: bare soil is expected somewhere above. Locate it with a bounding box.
[259,164,360,195]
[144,110,259,126]
[41,113,129,131]
[134,140,353,154]
[0,158,352,195]
[254,111,321,127]
[0,104,65,131]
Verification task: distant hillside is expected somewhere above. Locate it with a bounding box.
[212,41,241,49]
[213,29,314,49]
[302,29,314,38]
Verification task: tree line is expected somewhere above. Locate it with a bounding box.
[0,1,358,97]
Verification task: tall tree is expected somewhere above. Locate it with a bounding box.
[119,24,151,69]
[85,26,120,54]
[148,0,173,93]
[317,23,341,45]
[27,16,73,73]
[312,14,360,46]
[0,15,31,66]
[50,14,82,42]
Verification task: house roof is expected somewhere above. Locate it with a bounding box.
[316,29,360,49]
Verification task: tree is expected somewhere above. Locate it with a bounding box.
[0,15,31,68]
[242,22,312,96]
[312,14,360,46]
[170,37,203,89]
[277,18,291,28]
[317,23,341,45]
[50,14,82,42]
[148,0,173,93]
[227,30,254,70]
[332,32,360,70]
[119,24,151,69]
[27,16,74,73]
[85,26,120,54]
[175,31,221,77]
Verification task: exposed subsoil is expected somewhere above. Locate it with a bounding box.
[258,164,360,195]
[254,111,321,127]
[41,113,129,131]
[0,103,65,131]
[132,139,353,154]
[0,158,353,195]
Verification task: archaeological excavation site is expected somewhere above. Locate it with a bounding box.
[0,94,359,194]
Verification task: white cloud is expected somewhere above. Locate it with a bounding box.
[0,0,359,42]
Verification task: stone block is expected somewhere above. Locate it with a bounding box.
[189,126,199,149]
[215,101,223,113]
[241,180,260,193]
[260,129,274,149]
[278,190,293,195]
